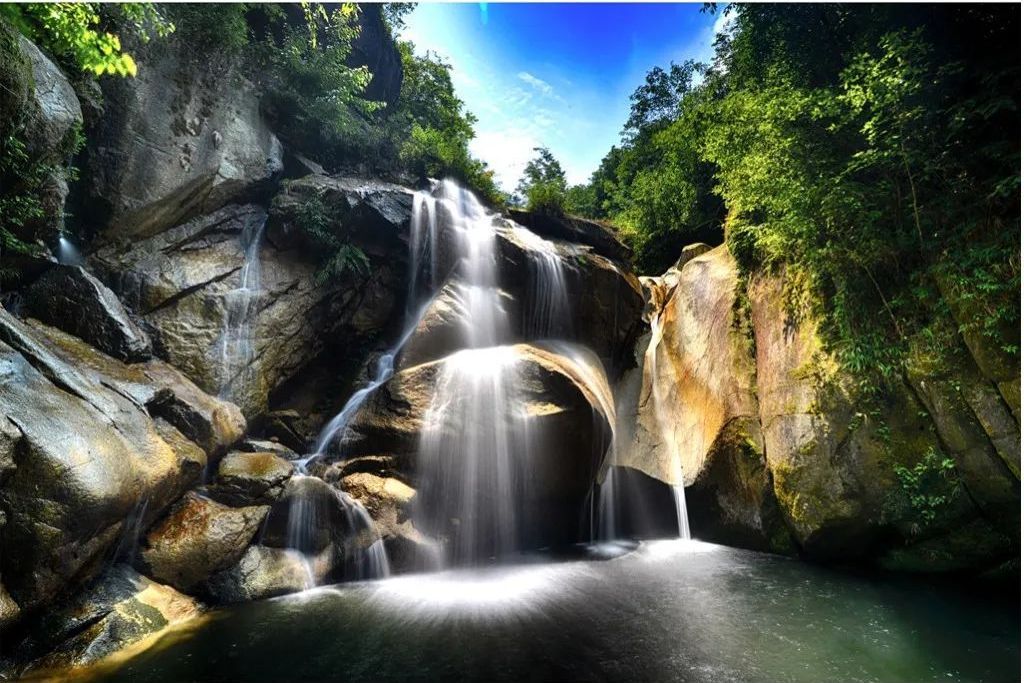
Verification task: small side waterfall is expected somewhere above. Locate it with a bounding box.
[218,217,266,400]
[598,299,691,540]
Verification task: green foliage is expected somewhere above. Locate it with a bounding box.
[577,4,1019,399]
[574,60,725,272]
[166,4,252,53]
[393,44,503,204]
[295,195,370,284]
[0,3,173,76]
[257,3,381,166]
[893,448,958,526]
[515,147,567,214]
[564,184,598,217]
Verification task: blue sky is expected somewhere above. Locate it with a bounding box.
[401,3,729,191]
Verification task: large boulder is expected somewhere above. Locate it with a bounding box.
[0,309,242,628]
[81,35,282,239]
[138,492,269,593]
[207,450,296,507]
[23,265,152,362]
[626,241,1019,572]
[91,199,403,417]
[506,208,632,264]
[333,343,615,552]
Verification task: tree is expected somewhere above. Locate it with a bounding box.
[515,147,568,213]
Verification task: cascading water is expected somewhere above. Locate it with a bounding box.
[310,189,442,463]
[217,216,266,401]
[278,189,446,588]
[511,226,572,338]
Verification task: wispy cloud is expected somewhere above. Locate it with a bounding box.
[517,71,554,96]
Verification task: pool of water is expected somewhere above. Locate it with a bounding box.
[85,541,1019,682]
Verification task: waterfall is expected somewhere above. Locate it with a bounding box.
[218,216,266,401]
[309,190,441,465]
[511,226,572,338]
[279,190,446,588]
[598,304,691,540]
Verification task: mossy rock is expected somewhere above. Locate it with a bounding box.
[0,18,32,138]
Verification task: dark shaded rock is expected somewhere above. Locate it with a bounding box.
[24,265,152,362]
[349,4,403,108]
[687,418,795,553]
[13,33,83,244]
[269,175,414,257]
[507,208,632,264]
[599,466,682,539]
[138,492,268,593]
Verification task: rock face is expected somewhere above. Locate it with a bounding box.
[506,208,633,264]
[90,194,403,418]
[24,265,152,362]
[336,343,614,552]
[625,242,1020,571]
[11,33,84,244]
[10,565,201,677]
[81,35,282,239]
[208,450,295,506]
[0,308,242,627]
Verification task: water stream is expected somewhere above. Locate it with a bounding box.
[217,216,266,402]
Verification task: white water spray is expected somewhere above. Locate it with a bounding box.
[218,217,265,401]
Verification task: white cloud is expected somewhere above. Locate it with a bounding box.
[517,71,554,96]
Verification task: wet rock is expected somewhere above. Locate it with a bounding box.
[139,493,268,593]
[24,265,152,362]
[237,438,299,459]
[0,309,238,628]
[204,545,327,603]
[334,471,435,572]
[337,343,614,551]
[13,565,201,676]
[209,450,295,506]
